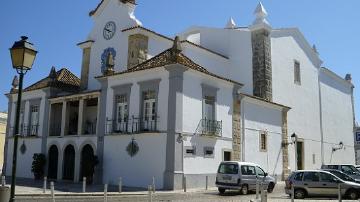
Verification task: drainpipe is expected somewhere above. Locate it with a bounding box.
[318,69,324,165]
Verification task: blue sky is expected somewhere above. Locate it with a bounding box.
[0,0,359,123]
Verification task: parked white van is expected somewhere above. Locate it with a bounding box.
[215,161,276,194]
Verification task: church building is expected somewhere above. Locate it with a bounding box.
[3,0,356,190]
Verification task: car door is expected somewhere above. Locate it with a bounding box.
[217,163,239,185]
[319,172,338,196]
[255,166,268,189]
[241,165,257,190]
[302,171,322,196]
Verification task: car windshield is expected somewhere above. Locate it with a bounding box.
[341,165,360,175]
[328,170,354,182]
[218,163,239,174]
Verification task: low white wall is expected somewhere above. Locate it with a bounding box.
[6,138,42,178]
[103,133,167,189]
[243,101,283,177]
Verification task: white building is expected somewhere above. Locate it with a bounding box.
[3,0,356,189]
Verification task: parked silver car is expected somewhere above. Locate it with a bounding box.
[321,169,360,184]
[321,164,360,180]
[285,170,360,199]
[215,161,276,195]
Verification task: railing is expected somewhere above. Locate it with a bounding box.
[49,124,61,136]
[83,121,97,135]
[106,115,159,134]
[198,118,222,137]
[9,124,40,137]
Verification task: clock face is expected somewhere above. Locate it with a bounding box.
[103,21,116,40]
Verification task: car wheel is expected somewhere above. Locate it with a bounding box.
[294,189,306,199]
[240,185,248,195]
[347,189,358,200]
[267,182,275,193]
[218,188,226,194]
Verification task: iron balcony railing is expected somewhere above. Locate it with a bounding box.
[106,115,159,134]
[199,118,222,137]
[49,124,61,136]
[83,121,97,135]
[9,124,40,137]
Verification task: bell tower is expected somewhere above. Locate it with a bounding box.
[250,2,273,101]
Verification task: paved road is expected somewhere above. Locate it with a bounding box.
[14,183,358,202]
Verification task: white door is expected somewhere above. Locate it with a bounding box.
[143,98,156,130]
[30,106,39,135]
[116,102,128,132]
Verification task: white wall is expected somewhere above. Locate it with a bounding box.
[6,138,42,178]
[103,133,166,188]
[242,100,283,177]
[183,137,232,174]
[271,31,323,170]
[320,70,355,164]
[182,71,233,138]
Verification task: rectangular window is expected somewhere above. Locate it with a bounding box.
[259,132,267,152]
[204,147,214,158]
[115,94,128,132]
[294,61,301,84]
[30,105,39,136]
[203,96,215,120]
[184,146,196,157]
[218,163,239,174]
[241,165,256,175]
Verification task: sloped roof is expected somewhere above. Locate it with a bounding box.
[97,46,242,86]
[11,68,80,94]
[89,0,136,16]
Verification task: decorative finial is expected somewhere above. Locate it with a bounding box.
[225,17,237,29]
[253,2,269,26]
[171,36,182,62]
[120,0,136,4]
[49,66,57,80]
[12,76,19,89]
[345,74,352,82]
[312,44,318,54]
[104,52,115,75]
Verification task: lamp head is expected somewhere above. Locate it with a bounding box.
[10,36,37,70]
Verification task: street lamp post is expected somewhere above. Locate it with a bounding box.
[9,36,37,202]
[291,133,298,171]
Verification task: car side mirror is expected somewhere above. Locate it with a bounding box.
[264,173,268,177]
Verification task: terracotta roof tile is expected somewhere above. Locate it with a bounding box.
[11,68,80,94]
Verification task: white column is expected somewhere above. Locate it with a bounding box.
[60,101,67,136]
[57,148,63,180]
[77,99,84,135]
[74,149,80,182]
[23,100,30,130]
[96,97,101,135]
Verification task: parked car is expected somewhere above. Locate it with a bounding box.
[322,169,360,183]
[215,161,276,195]
[356,165,360,171]
[321,164,360,180]
[285,170,360,199]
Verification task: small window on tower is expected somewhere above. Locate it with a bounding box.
[294,60,301,85]
[259,131,267,152]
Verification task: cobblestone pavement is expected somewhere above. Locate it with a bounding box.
[6,178,358,202]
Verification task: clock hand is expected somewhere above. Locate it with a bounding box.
[105,28,112,33]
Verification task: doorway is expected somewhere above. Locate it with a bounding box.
[223,151,232,161]
[297,141,304,170]
[63,145,75,180]
[48,145,58,179]
[80,144,95,183]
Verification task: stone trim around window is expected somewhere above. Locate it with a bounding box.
[201,83,219,121]
[137,79,161,119]
[259,131,268,152]
[184,146,196,157]
[111,83,133,121]
[204,146,215,158]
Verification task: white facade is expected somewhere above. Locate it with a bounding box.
[3,0,356,190]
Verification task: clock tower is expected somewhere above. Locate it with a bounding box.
[79,0,142,90]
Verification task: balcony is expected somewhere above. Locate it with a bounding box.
[10,124,40,137]
[106,116,159,134]
[197,118,222,137]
